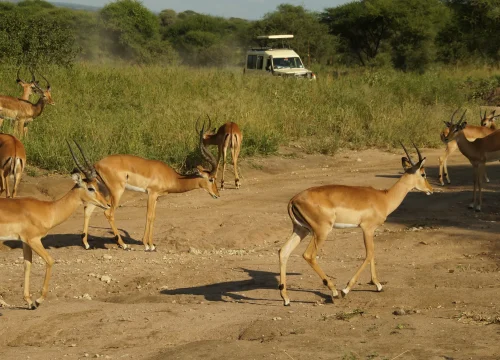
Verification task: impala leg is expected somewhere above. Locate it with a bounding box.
[484,166,490,183]
[12,160,23,198]
[22,242,35,309]
[302,225,338,302]
[27,237,54,308]
[104,188,127,249]
[16,119,26,138]
[477,164,486,212]
[232,138,241,189]
[82,204,96,249]
[469,166,478,210]
[4,169,11,198]
[143,192,159,251]
[0,170,5,197]
[220,145,228,190]
[444,141,456,184]
[342,226,380,296]
[279,225,309,306]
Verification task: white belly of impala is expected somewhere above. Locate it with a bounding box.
[0,235,18,240]
[125,184,147,193]
[333,223,358,229]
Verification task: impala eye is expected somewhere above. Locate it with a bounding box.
[88,187,95,192]
[209,178,214,183]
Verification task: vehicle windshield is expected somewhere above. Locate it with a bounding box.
[272,57,304,69]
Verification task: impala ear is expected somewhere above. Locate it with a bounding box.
[401,157,412,172]
[71,171,84,187]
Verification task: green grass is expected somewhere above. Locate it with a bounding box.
[0,63,498,172]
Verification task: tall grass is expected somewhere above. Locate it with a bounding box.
[0,64,497,172]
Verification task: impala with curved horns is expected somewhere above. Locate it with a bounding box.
[200,115,243,189]
[0,142,110,309]
[79,121,220,251]
[443,109,500,211]
[278,142,433,306]
[0,133,26,198]
[16,67,39,101]
[0,69,54,137]
[439,109,497,186]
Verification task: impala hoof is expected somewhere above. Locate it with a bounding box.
[341,288,349,297]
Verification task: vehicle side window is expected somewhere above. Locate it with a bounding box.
[247,55,257,69]
[256,55,264,70]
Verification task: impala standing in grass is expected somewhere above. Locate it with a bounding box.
[278,143,433,306]
[0,70,54,137]
[79,121,220,251]
[0,142,110,309]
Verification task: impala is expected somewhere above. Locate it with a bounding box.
[0,133,26,198]
[439,109,497,186]
[201,116,243,189]
[79,121,220,251]
[278,143,433,306]
[0,71,54,137]
[0,143,110,309]
[443,110,500,211]
[16,67,38,101]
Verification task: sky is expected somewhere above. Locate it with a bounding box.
[50,0,349,19]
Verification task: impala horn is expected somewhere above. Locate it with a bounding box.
[400,141,415,167]
[67,140,93,179]
[73,140,97,179]
[450,108,460,125]
[412,141,424,163]
[34,67,50,89]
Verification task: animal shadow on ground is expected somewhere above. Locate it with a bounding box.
[160,268,330,305]
[2,227,142,250]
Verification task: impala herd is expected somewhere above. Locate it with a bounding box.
[0,68,498,309]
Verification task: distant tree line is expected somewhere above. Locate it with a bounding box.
[0,0,499,71]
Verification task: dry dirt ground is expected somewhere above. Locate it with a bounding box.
[0,147,499,360]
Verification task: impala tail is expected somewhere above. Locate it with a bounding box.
[287,199,312,232]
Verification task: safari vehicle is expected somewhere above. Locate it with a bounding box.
[244,35,316,80]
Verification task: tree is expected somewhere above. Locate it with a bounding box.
[252,5,337,66]
[99,0,177,64]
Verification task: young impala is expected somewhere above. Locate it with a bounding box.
[443,110,500,211]
[79,121,220,251]
[439,109,498,186]
[0,133,26,198]
[0,143,110,309]
[0,70,54,137]
[278,143,433,306]
[201,116,243,189]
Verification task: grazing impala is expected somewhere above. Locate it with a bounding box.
[0,70,54,137]
[443,110,500,211]
[79,121,220,251]
[0,143,110,309]
[439,109,498,186]
[0,133,26,198]
[278,143,433,306]
[201,116,243,189]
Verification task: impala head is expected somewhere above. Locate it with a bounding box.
[32,69,55,105]
[400,141,433,195]
[16,67,39,98]
[480,109,499,128]
[67,140,110,209]
[442,108,467,143]
[195,118,220,199]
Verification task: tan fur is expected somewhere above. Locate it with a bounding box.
[81,154,220,251]
[0,134,26,198]
[203,122,243,189]
[444,120,500,211]
[0,173,109,309]
[279,155,433,306]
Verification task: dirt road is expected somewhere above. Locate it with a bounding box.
[0,147,499,360]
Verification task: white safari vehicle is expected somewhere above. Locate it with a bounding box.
[244,35,316,79]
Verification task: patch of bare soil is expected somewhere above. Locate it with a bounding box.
[1,147,499,360]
